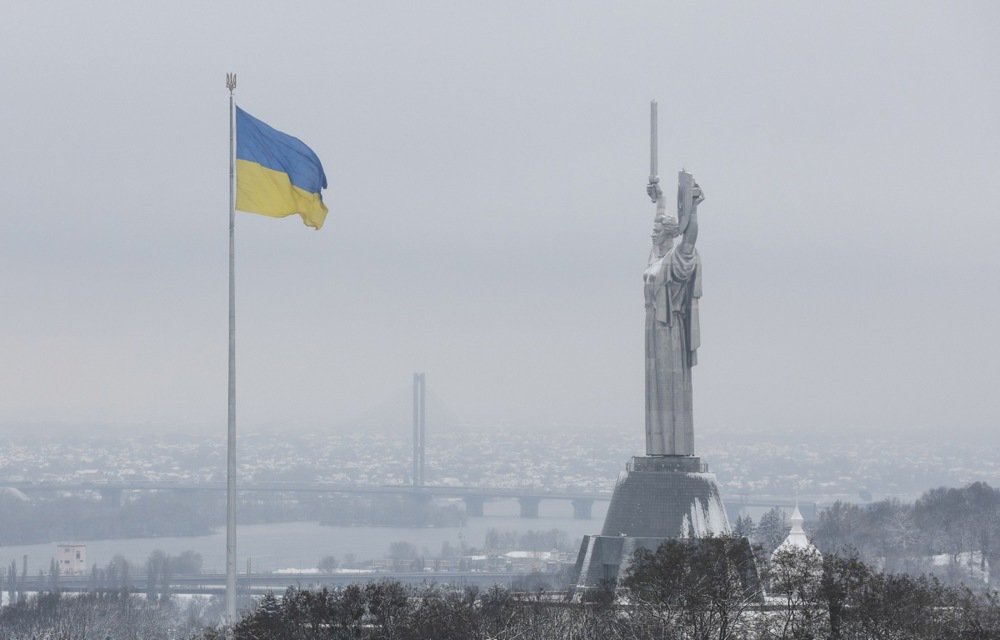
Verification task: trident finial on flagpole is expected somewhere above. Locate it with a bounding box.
[226,73,237,94]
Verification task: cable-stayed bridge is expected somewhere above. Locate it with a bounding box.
[0,480,816,522]
[0,376,818,522]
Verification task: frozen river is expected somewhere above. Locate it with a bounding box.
[1,499,608,575]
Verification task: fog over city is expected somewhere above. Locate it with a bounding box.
[3,4,1000,637]
[1,2,996,442]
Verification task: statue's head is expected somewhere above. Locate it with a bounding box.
[652,213,680,244]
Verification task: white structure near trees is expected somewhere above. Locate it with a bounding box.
[55,544,86,576]
[771,505,820,560]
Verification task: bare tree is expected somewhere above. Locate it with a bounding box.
[623,536,762,640]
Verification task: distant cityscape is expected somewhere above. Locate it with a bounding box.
[1,425,997,505]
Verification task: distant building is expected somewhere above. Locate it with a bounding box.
[503,550,562,573]
[55,544,86,576]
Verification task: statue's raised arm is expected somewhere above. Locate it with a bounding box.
[679,176,703,252]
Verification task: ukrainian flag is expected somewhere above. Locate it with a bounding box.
[236,106,328,230]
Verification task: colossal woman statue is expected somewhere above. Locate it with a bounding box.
[643,172,703,456]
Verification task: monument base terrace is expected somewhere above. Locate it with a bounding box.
[571,455,729,597]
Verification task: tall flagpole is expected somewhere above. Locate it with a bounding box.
[225,71,238,625]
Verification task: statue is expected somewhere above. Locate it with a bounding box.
[571,103,730,598]
[643,101,704,456]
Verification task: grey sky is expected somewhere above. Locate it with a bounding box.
[1,2,997,440]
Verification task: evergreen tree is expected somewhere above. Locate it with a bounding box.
[755,506,790,556]
[734,513,756,538]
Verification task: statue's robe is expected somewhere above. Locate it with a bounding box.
[643,243,701,456]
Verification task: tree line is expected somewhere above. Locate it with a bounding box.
[5,550,203,607]
[0,490,472,546]
[0,492,215,545]
[1,541,999,638]
[737,481,1000,585]
[0,591,214,640]
[201,541,1000,640]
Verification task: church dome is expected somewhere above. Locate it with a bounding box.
[771,504,821,560]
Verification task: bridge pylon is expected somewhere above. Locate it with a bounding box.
[463,495,485,517]
[518,496,540,519]
[412,373,426,487]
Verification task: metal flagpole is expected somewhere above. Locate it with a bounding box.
[225,71,238,625]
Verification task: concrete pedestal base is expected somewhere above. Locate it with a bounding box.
[572,455,730,598]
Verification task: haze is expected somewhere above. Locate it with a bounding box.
[1,2,997,442]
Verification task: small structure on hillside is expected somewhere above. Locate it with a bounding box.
[771,504,821,560]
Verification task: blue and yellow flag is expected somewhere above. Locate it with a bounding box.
[236,106,328,230]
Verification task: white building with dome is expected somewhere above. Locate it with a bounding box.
[771,504,821,560]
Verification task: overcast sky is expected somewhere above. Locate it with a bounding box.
[1,2,997,443]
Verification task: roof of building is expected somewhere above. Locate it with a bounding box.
[771,504,821,559]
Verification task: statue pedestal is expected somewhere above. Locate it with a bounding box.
[572,456,729,599]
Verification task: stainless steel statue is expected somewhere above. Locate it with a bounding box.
[643,101,704,457]
[571,103,730,598]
